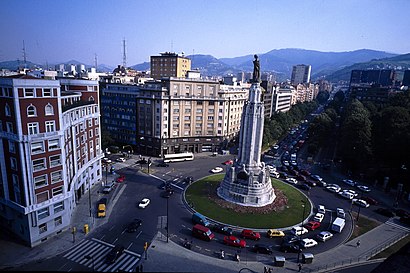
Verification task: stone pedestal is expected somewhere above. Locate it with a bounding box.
[217,82,275,207]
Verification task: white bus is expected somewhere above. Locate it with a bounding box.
[163,152,195,163]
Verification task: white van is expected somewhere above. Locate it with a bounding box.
[291,153,297,161]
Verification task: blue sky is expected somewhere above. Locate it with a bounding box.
[1,0,409,67]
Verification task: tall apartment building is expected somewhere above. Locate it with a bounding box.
[0,75,102,246]
[101,76,249,156]
[150,52,191,80]
[291,64,311,84]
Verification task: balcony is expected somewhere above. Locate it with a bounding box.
[62,100,96,112]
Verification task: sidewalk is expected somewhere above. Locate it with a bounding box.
[0,169,119,270]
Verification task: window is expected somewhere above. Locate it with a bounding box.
[45,121,55,132]
[39,223,47,234]
[24,88,35,97]
[28,123,39,135]
[34,174,48,188]
[8,140,16,153]
[52,187,63,197]
[27,105,37,117]
[43,88,51,97]
[45,104,54,116]
[48,139,60,151]
[54,216,62,227]
[89,130,93,138]
[33,158,46,171]
[5,104,11,116]
[50,155,61,167]
[6,122,13,133]
[10,157,17,170]
[31,141,45,154]
[51,171,62,183]
[36,191,48,203]
[38,207,49,220]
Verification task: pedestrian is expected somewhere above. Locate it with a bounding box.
[268,268,272,273]
[264,266,268,273]
[356,240,361,248]
[298,263,302,272]
[140,264,143,272]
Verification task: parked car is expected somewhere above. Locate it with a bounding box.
[357,185,371,192]
[105,245,125,264]
[339,191,355,200]
[116,157,126,162]
[285,178,298,185]
[116,175,125,183]
[336,208,346,219]
[290,226,308,236]
[210,167,223,173]
[267,229,285,238]
[362,196,379,205]
[138,198,150,208]
[352,199,370,208]
[375,208,395,217]
[313,213,325,223]
[342,179,356,186]
[126,219,142,233]
[102,183,115,194]
[304,221,321,231]
[252,244,273,254]
[241,229,261,240]
[299,238,318,249]
[310,174,323,181]
[157,162,169,167]
[297,184,311,191]
[326,185,340,193]
[297,175,307,182]
[316,231,333,242]
[316,180,327,187]
[318,205,326,214]
[223,235,246,248]
[280,242,301,253]
[300,169,311,176]
[282,235,300,244]
[223,159,234,165]
[211,224,233,235]
[305,180,317,187]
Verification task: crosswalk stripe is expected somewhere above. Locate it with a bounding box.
[63,238,141,272]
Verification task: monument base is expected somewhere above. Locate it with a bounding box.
[217,165,276,207]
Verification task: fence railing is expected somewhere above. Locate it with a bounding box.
[304,232,408,273]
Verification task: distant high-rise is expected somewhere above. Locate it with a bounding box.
[291,64,312,84]
[150,52,191,80]
[403,70,410,86]
[291,64,311,84]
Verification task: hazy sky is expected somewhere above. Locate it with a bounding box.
[1,0,409,67]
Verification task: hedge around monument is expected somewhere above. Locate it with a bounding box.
[185,174,311,229]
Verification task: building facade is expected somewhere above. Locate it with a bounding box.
[101,76,249,157]
[150,52,191,80]
[291,64,311,84]
[0,75,102,246]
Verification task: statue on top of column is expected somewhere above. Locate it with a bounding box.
[252,54,260,83]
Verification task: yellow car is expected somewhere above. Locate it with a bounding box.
[267,229,285,238]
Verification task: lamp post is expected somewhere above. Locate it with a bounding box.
[298,200,306,263]
[87,167,92,218]
[166,196,169,243]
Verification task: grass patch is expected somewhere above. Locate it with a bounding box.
[185,174,311,229]
[349,212,381,240]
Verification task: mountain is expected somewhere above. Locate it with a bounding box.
[326,53,410,82]
[189,54,237,76]
[221,48,397,79]
[0,60,40,70]
[130,62,150,71]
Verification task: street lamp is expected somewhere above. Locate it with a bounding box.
[298,200,306,263]
[166,195,169,243]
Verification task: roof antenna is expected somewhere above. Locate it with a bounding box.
[22,40,27,69]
